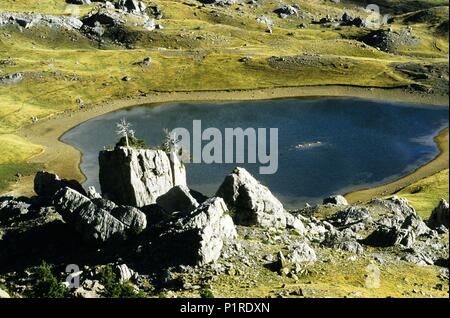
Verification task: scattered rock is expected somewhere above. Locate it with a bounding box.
[0,288,10,298]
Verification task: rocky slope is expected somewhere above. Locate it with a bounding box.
[0,145,448,298]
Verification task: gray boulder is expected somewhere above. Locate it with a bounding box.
[156,185,199,215]
[53,187,147,243]
[0,197,31,224]
[0,12,82,30]
[159,197,237,265]
[216,167,287,228]
[34,171,86,199]
[99,147,186,207]
[288,242,317,264]
[323,195,348,206]
[428,198,449,230]
[0,73,23,85]
[326,206,372,231]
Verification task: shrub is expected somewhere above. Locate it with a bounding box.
[200,288,215,298]
[32,261,69,298]
[98,265,144,298]
[115,135,146,149]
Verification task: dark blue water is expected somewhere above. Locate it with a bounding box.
[61,98,449,208]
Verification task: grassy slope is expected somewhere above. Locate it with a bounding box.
[0,0,448,195]
[395,169,449,219]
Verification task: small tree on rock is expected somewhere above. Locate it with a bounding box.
[116,118,135,148]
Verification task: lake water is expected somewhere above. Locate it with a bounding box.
[61,98,449,209]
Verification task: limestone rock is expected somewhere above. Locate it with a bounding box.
[216,167,287,228]
[53,187,147,243]
[323,195,348,206]
[99,147,186,207]
[158,197,237,265]
[114,264,135,283]
[0,197,31,224]
[34,171,86,199]
[288,242,317,264]
[156,185,199,215]
[428,198,449,230]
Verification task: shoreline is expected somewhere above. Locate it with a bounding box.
[5,85,449,200]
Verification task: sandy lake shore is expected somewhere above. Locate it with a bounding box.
[6,85,449,203]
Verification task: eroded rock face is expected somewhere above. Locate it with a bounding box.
[428,199,449,230]
[364,197,430,248]
[156,185,199,215]
[0,12,83,30]
[99,147,186,207]
[53,187,147,243]
[157,197,237,265]
[216,167,287,228]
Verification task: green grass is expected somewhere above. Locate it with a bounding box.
[0,163,43,190]
[395,169,449,219]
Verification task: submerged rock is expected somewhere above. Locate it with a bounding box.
[216,167,287,228]
[99,147,186,207]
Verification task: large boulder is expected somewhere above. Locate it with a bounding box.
[156,185,199,215]
[364,200,430,248]
[216,167,287,228]
[34,171,86,199]
[99,147,186,207]
[157,197,237,265]
[428,198,449,230]
[0,197,31,224]
[53,187,147,243]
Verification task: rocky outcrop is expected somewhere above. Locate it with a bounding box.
[157,197,237,265]
[364,198,430,248]
[34,171,86,200]
[0,197,31,224]
[216,167,287,228]
[323,195,348,206]
[0,73,23,85]
[156,185,199,216]
[99,147,186,207]
[428,198,449,230]
[0,12,83,30]
[326,206,373,231]
[53,187,147,243]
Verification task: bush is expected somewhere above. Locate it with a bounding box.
[115,135,146,149]
[32,261,69,298]
[98,265,144,298]
[200,288,215,298]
